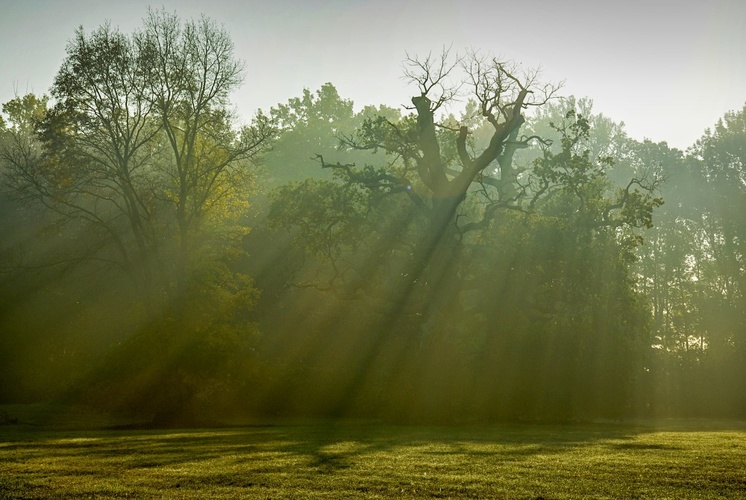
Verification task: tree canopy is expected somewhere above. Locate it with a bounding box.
[0,13,745,424]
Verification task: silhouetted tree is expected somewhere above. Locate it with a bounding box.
[267,52,663,421]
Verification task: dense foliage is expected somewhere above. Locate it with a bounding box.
[0,11,744,424]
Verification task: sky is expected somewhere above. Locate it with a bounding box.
[0,0,744,150]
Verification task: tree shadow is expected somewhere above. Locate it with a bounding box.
[0,418,718,496]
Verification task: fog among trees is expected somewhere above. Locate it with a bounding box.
[1,11,744,426]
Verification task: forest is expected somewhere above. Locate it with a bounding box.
[0,11,744,427]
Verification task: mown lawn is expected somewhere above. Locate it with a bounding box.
[1,418,746,499]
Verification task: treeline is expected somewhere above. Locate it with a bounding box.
[0,11,743,424]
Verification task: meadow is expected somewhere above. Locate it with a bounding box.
[1,409,746,499]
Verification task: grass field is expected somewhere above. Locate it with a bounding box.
[1,411,746,499]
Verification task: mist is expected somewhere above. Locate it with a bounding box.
[0,10,745,429]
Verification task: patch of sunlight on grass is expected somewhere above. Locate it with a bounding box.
[1,422,745,498]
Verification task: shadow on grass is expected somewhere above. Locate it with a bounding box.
[0,419,652,471]
[3,419,745,499]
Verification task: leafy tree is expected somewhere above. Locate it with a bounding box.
[0,11,273,423]
[267,51,664,421]
[265,83,357,184]
[3,13,272,313]
[271,53,556,300]
[137,9,274,303]
[627,105,746,417]
[246,85,400,323]
[37,23,162,303]
[679,105,746,415]
[692,105,746,330]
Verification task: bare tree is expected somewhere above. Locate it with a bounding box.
[335,50,559,227]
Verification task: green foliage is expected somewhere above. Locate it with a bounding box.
[263,85,663,421]
[82,264,261,424]
[2,12,271,312]
[0,94,49,196]
[270,179,368,257]
[0,12,271,422]
[4,19,746,424]
[263,83,394,185]
[1,94,48,134]
[627,104,746,417]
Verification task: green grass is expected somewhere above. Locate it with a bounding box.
[1,417,746,499]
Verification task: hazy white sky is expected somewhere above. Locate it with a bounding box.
[1,0,744,150]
